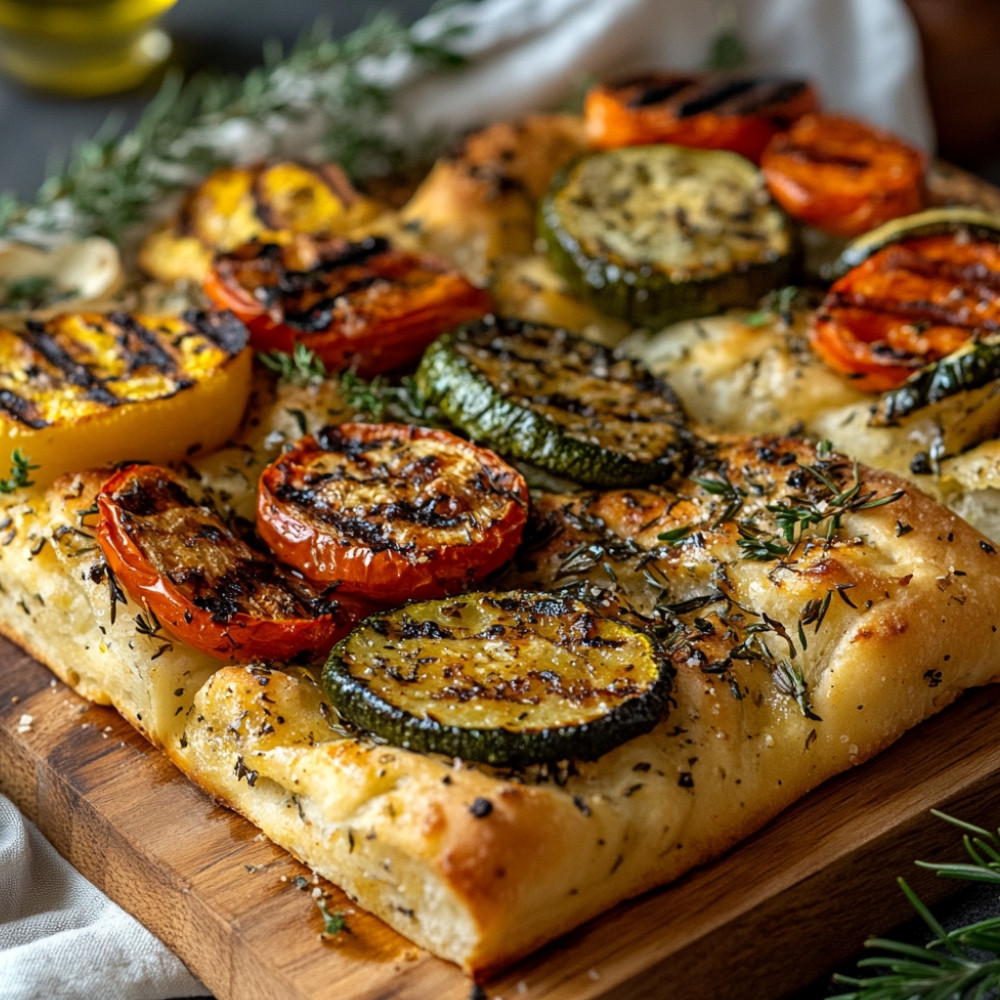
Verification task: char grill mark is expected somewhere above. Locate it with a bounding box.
[725,79,808,116]
[184,308,250,356]
[625,75,808,118]
[22,321,120,408]
[625,77,692,108]
[271,486,480,553]
[0,388,45,429]
[826,290,1000,333]
[772,142,872,170]
[882,247,1000,297]
[109,312,183,376]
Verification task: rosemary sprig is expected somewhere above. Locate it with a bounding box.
[830,812,1000,999]
[0,14,467,247]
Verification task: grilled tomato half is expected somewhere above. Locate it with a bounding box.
[257,422,530,603]
[204,234,493,376]
[760,113,926,237]
[0,310,251,488]
[97,464,368,662]
[810,227,1000,391]
[584,71,818,163]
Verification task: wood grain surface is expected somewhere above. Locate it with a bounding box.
[4,633,1000,1000]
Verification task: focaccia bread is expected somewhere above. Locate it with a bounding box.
[6,79,1000,985]
[2,386,999,974]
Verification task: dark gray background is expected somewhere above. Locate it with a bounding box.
[0,0,438,200]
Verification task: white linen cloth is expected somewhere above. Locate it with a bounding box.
[0,793,208,999]
[0,1,933,998]
[400,0,933,149]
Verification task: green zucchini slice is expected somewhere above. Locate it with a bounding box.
[415,316,692,486]
[834,206,1000,277]
[538,144,795,328]
[321,590,672,767]
[871,334,1000,425]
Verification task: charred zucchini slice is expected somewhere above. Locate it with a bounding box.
[872,335,1000,425]
[833,206,1000,277]
[538,144,795,328]
[321,590,672,767]
[414,316,692,486]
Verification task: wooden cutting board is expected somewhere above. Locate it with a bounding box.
[4,633,1000,1000]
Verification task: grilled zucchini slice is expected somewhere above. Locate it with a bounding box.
[538,145,795,328]
[321,590,672,767]
[414,316,692,486]
[833,206,1000,277]
[872,335,1000,426]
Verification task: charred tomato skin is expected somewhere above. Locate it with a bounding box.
[810,231,1000,391]
[203,235,493,376]
[256,422,529,604]
[96,463,367,662]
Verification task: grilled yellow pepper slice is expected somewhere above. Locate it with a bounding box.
[0,310,252,487]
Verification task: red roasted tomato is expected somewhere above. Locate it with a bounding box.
[584,71,819,163]
[761,113,926,236]
[256,422,530,603]
[810,232,1000,391]
[96,463,369,662]
[203,234,493,376]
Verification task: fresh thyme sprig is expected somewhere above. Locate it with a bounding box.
[738,460,904,563]
[0,450,38,493]
[0,14,467,247]
[830,812,1000,999]
[258,343,329,386]
[340,371,439,425]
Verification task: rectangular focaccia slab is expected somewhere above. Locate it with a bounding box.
[2,407,999,976]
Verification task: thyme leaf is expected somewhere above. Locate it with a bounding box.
[316,897,350,937]
[340,371,439,424]
[258,343,328,386]
[738,460,904,564]
[0,450,38,493]
[744,285,801,327]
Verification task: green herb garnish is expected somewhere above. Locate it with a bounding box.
[316,897,350,937]
[744,285,801,327]
[340,371,438,424]
[830,812,1000,999]
[738,460,904,563]
[0,450,38,493]
[258,343,329,386]
[0,14,466,247]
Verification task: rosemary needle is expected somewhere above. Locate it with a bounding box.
[0,14,466,249]
[830,812,1000,1000]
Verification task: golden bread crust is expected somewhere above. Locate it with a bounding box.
[3,417,998,974]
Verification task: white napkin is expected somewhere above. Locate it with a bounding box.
[400,0,933,149]
[0,2,933,998]
[0,793,208,1000]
